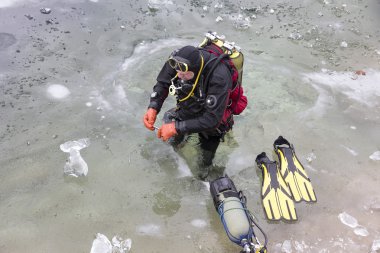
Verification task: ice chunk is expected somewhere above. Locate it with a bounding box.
[214,3,223,8]
[40,8,51,14]
[46,84,70,100]
[90,233,112,253]
[306,152,317,163]
[215,16,223,22]
[288,32,303,40]
[60,138,90,177]
[338,212,358,228]
[90,234,132,253]
[281,240,292,253]
[372,239,380,252]
[112,236,132,253]
[354,225,369,237]
[369,151,380,161]
[340,41,348,48]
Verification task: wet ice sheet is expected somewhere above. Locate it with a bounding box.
[1,0,380,253]
[303,69,380,108]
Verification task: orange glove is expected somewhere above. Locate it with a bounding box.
[143,108,157,131]
[157,122,177,141]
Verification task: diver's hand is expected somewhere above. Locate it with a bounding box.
[157,122,177,141]
[143,108,157,131]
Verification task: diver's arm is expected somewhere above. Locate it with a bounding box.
[148,62,176,113]
[175,65,232,134]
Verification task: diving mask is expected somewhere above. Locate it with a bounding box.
[168,54,190,72]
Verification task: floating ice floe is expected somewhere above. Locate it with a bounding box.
[354,225,369,237]
[338,212,370,237]
[90,233,131,253]
[60,138,90,177]
[338,212,358,228]
[369,151,380,161]
[40,8,51,14]
[372,239,380,252]
[46,84,70,100]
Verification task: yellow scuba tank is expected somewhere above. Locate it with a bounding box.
[199,31,244,85]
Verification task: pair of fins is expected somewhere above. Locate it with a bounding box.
[255,136,317,221]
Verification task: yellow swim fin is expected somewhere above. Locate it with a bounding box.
[273,136,317,203]
[255,152,298,221]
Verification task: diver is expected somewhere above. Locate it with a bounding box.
[143,42,246,180]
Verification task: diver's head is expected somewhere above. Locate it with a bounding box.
[168,45,201,81]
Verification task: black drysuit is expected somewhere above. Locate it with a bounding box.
[148,49,233,170]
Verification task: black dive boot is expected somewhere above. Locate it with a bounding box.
[197,149,215,180]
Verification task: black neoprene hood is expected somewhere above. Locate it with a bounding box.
[173,45,201,72]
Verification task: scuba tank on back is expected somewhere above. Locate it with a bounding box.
[199,32,248,133]
[199,31,244,85]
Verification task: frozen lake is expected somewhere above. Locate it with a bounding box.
[1,0,380,252]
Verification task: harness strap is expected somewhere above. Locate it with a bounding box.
[204,53,229,94]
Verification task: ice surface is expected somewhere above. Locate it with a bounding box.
[338,212,358,228]
[1,0,380,252]
[0,0,22,8]
[0,33,16,49]
[190,219,207,228]
[340,145,358,156]
[281,240,292,253]
[60,138,90,177]
[136,224,162,237]
[303,70,380,108]
[121,38,189,72]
